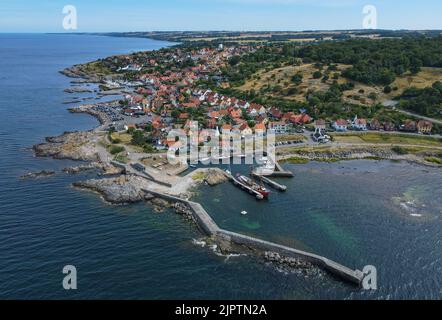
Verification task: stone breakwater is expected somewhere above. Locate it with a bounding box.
[142,189,365,286]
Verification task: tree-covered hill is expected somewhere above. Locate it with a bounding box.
[297,36,442,85]
[398,81,442,119]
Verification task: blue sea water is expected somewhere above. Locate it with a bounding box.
[0,34,441,300]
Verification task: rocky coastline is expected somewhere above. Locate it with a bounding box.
[60,65,103,83]
[279,145,442,167]
[64,87,94,94]
[33,131,101,161]
[68,105,107,125]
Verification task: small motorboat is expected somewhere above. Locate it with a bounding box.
[241,211,248,215]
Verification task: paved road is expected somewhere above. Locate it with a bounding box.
[395,109,442,125]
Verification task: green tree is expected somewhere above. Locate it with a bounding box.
[291,73,303,85]
[131,130,146,146]
[313,71,322,79]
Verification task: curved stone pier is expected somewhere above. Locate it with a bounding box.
[142,189,364,286]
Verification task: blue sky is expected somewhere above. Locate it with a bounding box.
[1,0,441,32]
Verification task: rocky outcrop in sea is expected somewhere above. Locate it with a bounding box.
[60,65,102,83]
[64,87,93,93]
[20,170,55,179]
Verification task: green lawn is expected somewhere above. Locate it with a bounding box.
[333,132,442,147]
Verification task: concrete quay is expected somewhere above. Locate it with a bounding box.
[269,161,295,177]
[226,173,265,200]
[250,172,287,191]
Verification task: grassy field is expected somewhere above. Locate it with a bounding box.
[82,61,112,76]
[113,154,129,163]
[425,157,442,164]
[110,132,146,153]
[238,63,335,102]
[275,134,306,142]
[332,132,442,147]
[110,132,132,144]
[237,62,385,105]
[282,157,310,164]
[192,171,205,181]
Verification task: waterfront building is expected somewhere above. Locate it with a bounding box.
[417,120,433,134]
[352,116,367,131]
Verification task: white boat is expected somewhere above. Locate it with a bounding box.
[241,211,248,215]
[255,159,276,176]
[212,155,230,160]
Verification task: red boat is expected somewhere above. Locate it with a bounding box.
[237,175,270,198]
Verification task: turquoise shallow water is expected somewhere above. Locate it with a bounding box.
[0,34,441,299]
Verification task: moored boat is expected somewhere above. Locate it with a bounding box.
[237,174,270,198]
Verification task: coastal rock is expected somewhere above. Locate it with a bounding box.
[73,175,145,204]
[60,66,102,83]
[148,198,172,213]
[62,163,99,174]
[203,168,229,186]
[70,79,92,84]
[264,252,312,270]
[68,106,106,125]
[60,68,83,79]
[100,165,125,176]
[33,131,100,161]
[171,202,197,224]
[20,170,55,179]
[64,87,93,93]
[62,100,82,104]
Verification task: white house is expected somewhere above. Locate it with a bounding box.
[352,116,368,131]
[269,121,291,134]
[333,119,348,132]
